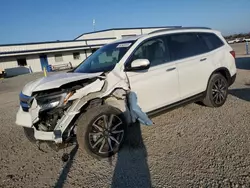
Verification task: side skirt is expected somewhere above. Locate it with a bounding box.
[147,92,205,118]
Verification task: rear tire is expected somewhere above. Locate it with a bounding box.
[202,73,228,107]
[76,104,127,159]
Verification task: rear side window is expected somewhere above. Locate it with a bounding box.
[198,32,224,51]
[166,33,209,61]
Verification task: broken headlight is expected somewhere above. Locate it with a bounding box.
[36,92,73,111]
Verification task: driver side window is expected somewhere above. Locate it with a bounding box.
[98,51,118,64]
[129,37,169,67]
[90,50,119,69]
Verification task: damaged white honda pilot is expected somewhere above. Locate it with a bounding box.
[16,27,237,159]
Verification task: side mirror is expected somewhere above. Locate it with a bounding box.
[125,59,150,71]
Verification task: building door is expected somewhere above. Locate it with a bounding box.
[40,55,49,71]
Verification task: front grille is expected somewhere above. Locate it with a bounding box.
[19,92,32,112]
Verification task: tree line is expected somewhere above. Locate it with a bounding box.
[224,32,250,40]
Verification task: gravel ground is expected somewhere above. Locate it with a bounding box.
[0,57,250,188]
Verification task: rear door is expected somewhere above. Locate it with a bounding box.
[165,32,214,100]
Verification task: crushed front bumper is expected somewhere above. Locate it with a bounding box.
[15,107,33,128]
[16,107,63,143]
[16,97,63,143]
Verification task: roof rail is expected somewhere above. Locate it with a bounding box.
[149,27,212,34]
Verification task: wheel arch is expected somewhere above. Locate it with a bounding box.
[206,67,231,91]
[65,88,131,137]
[202,67,230,107]
[78,88,129,112]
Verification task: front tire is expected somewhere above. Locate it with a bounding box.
[76,104,127,159]
[202,73,228,107]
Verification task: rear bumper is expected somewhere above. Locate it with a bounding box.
[229,73,236,86]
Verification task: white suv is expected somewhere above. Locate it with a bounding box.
[16,27,237,159]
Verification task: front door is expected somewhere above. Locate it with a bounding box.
[40,55,49,71]
[125,36,180,113]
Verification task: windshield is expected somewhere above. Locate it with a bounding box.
[74,40,135,73]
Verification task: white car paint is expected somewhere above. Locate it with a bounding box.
[68,79,105,100]
[175,52,214,100]
[22,72,103,96]
[176,31,235,100]
[16,27,237,143]
[126,60,180,112]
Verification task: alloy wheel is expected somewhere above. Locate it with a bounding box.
[88,114,124,155]
[212,78,227,105]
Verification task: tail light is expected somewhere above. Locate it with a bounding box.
[230,50,236,59]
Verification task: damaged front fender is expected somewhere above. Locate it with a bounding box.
[15,98,41,128]
[16,64,153,143]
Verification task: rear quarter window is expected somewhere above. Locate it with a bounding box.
[198,32,224,51]
[165,33,209,61]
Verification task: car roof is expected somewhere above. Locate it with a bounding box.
[111,27,217,44]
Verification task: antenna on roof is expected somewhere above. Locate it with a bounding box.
[93,19,96,31]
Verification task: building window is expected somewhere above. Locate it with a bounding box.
[17,58,27,66]
[55,54,63,62]
[73,52,80,60]
[122,34,136,38]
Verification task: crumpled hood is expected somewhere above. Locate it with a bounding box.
[22,72,103,96]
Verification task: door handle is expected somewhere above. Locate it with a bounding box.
[166,67,176,71]
[200,58,207,62]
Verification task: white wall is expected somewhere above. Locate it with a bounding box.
[0,49,95,76]
[26,55,42,72]
[86,49,92,57]
[80,51,87,60]
[114,29,142,39]
[0,56,40,73]
[141,28,168,34]
[0,40,87,56]
[0,57,31,77]
[77,29,141,40]
[47,50,91,68]
[0,57,17,71]
[77,28,172,40]
[77,30,115,40]
[0,39,114,58]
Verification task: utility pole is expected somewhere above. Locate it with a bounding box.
[246,41,249,55]
[93,19,96,31]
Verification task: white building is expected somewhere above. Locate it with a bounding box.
[0,26,181,77]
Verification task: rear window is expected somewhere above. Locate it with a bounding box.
[198,32,224,51]
[166,33,209,61]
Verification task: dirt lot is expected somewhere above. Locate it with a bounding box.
[1,56,250,188]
